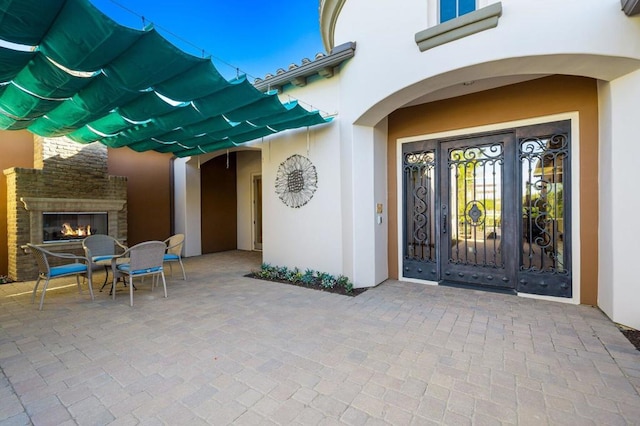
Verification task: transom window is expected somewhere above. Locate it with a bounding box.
[440,0,476,22]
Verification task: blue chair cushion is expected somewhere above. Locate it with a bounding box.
[93,255,114,262]
[117,264,163,275]
[50,263,87,278]
[163,254,179,261]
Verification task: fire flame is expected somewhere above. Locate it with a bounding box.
[61,223,92,237]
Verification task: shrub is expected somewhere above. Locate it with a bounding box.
[276,266,289,280]
[336,275,353,293]
[319,272,336,289]
[302,268,316,285]
[252,263,359,296]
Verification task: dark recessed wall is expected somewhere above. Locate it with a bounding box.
[201,153,237,253]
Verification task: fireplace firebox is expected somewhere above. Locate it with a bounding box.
[43,212,108,243]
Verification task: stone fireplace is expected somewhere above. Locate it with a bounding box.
[4,136,127,281]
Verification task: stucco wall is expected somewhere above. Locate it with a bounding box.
[0,130,32,276]
[332,0,640,128]
[259,75,344,277]
[236,150,261,251]
[598,70,640,330]
[388,75,599,305]
[107,147,172,246]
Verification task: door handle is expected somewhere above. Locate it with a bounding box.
[442,212,447,234]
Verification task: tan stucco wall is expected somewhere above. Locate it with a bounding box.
[0,130,34,276]
[387,75,599,305]
[107,147,173,246]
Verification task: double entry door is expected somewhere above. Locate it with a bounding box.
[402,121,571,298]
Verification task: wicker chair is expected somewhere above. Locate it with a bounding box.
[111,241,167,307]
[163,234,186,280]
[26,243,94,310]
[82,234,127,291]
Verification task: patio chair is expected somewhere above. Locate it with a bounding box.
[82,234,127,291]
[26,243,94,310]
[111,241,167,307]
[163,234,186,280]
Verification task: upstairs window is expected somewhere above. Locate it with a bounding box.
[440,0,476,22]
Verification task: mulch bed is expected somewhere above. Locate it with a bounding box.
[620,327,640,351]
[245,273,368,297]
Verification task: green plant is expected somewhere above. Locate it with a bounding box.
[276,266,290,280]
[302,268,315,285]
[286,267,302,283]
[319,272,336,289]
[336,275,353,293]
[257,263,272,279]
[251,264,359,296]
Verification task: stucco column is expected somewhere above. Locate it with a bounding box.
[598,73,640,330]
[349,122,389,287]
[173,157,202,257]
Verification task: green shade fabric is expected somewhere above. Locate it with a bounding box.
[0,0,331,157]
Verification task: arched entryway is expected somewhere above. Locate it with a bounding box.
[200,149,263,254]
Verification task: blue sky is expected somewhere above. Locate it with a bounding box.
[90,0,325,81]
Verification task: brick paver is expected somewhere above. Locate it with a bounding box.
[1,250,639,425]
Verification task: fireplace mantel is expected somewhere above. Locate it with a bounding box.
[21,197,126,212]
[20,197,126,245]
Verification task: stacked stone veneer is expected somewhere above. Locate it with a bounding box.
[4,136,127,281]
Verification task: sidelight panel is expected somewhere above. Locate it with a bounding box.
[402,148,437,280]
[518,122,571,297]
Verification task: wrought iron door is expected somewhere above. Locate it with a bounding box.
[402,121,572,297]
[440,133,517,290]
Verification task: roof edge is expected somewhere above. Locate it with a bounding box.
[254,42,356,93]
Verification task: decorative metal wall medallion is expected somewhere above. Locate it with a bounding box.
[275,154,318,208]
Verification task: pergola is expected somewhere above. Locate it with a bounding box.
[0,0,331,157]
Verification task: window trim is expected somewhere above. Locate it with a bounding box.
[415,2,502,52]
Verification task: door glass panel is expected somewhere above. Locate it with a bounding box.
[448,143,503,268]
[520,134,568,273]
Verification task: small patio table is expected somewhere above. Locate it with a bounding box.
[95,257,134,294]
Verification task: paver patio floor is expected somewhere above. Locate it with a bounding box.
[1,250,639,425]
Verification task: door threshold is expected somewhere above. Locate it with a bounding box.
[439,280,516,295]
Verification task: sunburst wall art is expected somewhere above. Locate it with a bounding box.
[274,154,318,208]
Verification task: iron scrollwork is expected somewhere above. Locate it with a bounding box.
[403,151,435,262]
[520,133,569,275]
[448,142,504,268]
